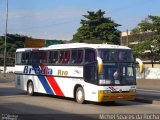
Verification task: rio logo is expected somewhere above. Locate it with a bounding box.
[57,70,68,76]
[23,66,53,75]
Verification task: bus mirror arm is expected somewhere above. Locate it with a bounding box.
[136,58,144,73]
[97,57,103,73]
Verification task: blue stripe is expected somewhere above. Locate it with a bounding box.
[32,65,54,95]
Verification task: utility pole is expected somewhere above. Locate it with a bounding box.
[126,29,129,46]
[4,0,8,74]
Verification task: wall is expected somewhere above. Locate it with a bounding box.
[136,79,160,90]
[137,68,160,80]
[0,66,15,73]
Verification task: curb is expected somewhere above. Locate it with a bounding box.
[152,100,160,105]
[135,97,160,105]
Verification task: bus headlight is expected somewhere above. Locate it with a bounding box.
[129,89,136,92]
[99,90,111,94]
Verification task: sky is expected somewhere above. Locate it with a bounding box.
[0,0,160,40]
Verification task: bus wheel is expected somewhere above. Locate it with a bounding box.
[27,81,34,96]
[75,87,85,104]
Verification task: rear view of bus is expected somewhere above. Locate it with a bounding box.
[97,48,136,102]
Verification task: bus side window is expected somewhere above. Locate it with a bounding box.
[25,52,30,64]
[21,52,26,64]
[16,52,22,64]
[40,51,48,64]
[64,50,70,64]
[59,51,65,64]
[85,49,96,63]
[53,51,58,64]
[58,50,70,64]
[22,52,30,64]
[71,49,83,64]
[49,51,53,63]
[77,50,83,64]
[31,51,40,64]
[49,51,58,64]
[71,50,77,64]
[84,63,98,84]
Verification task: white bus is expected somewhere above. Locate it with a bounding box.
[15,43,136,104]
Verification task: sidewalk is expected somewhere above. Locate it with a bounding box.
[0,73,15,83]
[137,79,160,91]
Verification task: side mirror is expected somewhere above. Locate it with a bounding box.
[97,57,103,73]
[136,58,144,73]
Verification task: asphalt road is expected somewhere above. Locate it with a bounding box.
[0,82,160,120]
[137,89,160,99]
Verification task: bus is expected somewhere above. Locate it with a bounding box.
[15,43,137,104]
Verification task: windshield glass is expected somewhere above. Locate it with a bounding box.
[99,63,136,85]
[98,49,134,62]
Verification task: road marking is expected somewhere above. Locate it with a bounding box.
[137,89,160,93]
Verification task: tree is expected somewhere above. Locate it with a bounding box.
[131,15,160,61]
[0,34,27,53]
[138,15,160,33]
[72,9,121,44]
[0,34,27,65]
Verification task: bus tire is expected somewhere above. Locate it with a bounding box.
[27,81,34,96]
[75,87,85,104]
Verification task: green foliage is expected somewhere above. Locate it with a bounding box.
[138,15,160,33]
[131,15,160,60]
[132,39,152,57]
[0,34,65,66]
[0,34,27,66]
[132,34,160,60]
[72,9,121,44]
[0,34,27,51]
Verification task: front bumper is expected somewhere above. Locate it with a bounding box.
[98,91,136,102]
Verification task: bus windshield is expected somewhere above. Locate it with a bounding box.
[98,63,136,85]
[98,49,136,85]
[98,49,134,62]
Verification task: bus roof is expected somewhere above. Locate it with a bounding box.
[48,43,130,50]
[16,43,131,52]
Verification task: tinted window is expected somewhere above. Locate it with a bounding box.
[29,51,40,64]
[71,49,83,64]
[85,49,96,63]
[21,52,30,64]
[98,49,133,62]
[59,50,70,64]
[84,63,98,84]
[39,51,48,64]
[20,50,48,65]
[49,51,58,64]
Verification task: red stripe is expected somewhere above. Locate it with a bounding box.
[39,66,64,96]
[46,76,64,96]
